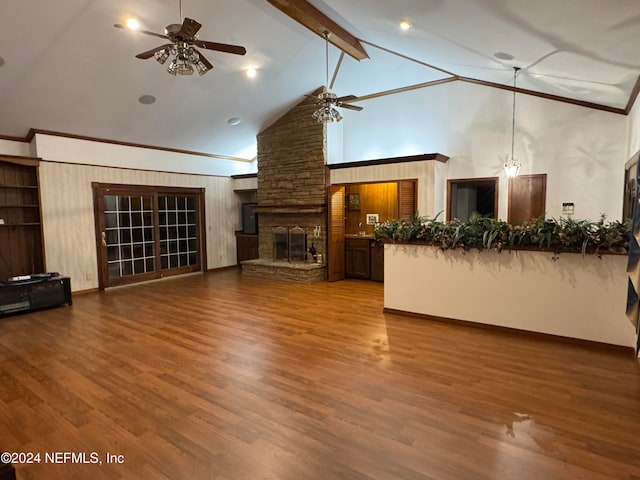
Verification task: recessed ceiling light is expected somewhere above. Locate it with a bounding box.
[126,18,140,30]
[227,117,241,126]
[138,94,156,105]
[494,52,514,61]
[246,67,257,78]
[400,21,411,31]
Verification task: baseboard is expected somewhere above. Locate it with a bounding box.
[207,265,239,273]
[72,287,100,296]
[383,308,636,356]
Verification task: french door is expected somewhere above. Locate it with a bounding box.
[92,183,206,289]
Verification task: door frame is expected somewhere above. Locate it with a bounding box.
[92,182,207,290]
[446,177,499,221]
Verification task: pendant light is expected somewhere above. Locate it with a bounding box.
[504,67,521,178]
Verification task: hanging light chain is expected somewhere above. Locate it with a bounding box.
[511,67,520,161]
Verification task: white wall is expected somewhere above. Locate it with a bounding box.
[38,162,240,292]
[385,244,637,348]
[338,81,628,221]
[0,139,31,157]
[34,133,255,177]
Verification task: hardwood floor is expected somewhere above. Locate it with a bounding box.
[1,269,639,480]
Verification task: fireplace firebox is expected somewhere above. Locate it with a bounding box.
[273,226,307,262]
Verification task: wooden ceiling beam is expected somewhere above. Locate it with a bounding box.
[266,0,369,60]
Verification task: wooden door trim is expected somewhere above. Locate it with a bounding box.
[92,183,207,290]
[446,177,499,221]
[92,185,107,289]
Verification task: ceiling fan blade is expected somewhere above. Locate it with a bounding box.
[140,29,171,40]
[194,40,247,55]
[180,17,202,38]
[114,24,170,40]
[339,103,363,111]
[135,44,174,59]
[336,94,358,102]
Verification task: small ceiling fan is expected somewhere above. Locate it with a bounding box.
[309,31,363,123]
[114,0,246,76]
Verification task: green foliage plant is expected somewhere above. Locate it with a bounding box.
[373,212,630,258]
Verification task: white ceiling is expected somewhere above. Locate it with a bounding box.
[0,0,638,160]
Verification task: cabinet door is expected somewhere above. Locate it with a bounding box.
[345,239,370,279]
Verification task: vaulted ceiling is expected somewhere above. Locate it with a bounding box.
[1,0,638,160]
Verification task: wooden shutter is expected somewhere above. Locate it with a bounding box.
[327,185,345,282]
[398,180,417,219]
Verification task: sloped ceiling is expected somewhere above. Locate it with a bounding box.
[0,0,638,160]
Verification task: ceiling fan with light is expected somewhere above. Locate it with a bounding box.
[308,31,363,123]
[114,0,246,76]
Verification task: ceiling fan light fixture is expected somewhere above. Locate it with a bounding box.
[154,47,172,65]
[310,31,362,123]
[167,55,194,76]
[114,2,246,78]
[194,60,209,76]
[312,104,342,123]
[187,49,208,75]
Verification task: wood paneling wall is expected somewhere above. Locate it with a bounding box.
[38,162,240,291]
[345,182,398,235]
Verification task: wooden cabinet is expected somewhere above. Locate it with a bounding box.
[0,275,72,316]
[0,157,44,279]
[236,232,259,265]
[345,237,384,281]
[345,237,371,279]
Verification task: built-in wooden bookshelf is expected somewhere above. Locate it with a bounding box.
[0,156,44,279]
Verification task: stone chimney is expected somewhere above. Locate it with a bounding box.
[242,90,328,282]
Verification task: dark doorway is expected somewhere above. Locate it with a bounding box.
[447,177,498,221]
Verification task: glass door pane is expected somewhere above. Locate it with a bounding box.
[158,195,198,270]
[104,194,156,281]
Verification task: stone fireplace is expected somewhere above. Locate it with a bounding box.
[241,90,328,283]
